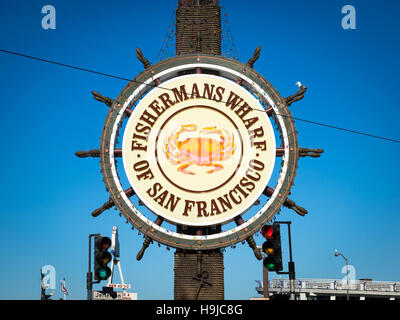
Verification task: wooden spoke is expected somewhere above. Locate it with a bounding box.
[91,188,135,217]
[235,47,261,86]
[234,216,262,260]
[276,147,324,158]
[299,148,324,158]
[114,149,122,157]
[92,90,132,117]
[124,108,132,117]
[75,149,101,158]
[75,149,122,158]
[276,148,285,157]
[136,216,164,261]
[246,46,261,69]
[263,186,308,216]
[136,47,151,70]
[92,91,113,107]
[265,106,274,116]
[284,83,307,106]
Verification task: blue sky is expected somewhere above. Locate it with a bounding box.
[0,0,399,300]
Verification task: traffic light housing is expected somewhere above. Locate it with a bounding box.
[94,235,112,281]
[261,224,283,272]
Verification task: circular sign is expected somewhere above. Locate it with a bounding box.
[122,74,276,226]
[100,55,299,250]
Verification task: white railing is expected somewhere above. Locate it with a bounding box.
[266,279,400,293]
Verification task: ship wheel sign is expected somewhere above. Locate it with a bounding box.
[76,48,323,259]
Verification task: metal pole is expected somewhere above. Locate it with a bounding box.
[276,221,296,300]
[263,263,269,299]
[287,223,293,261]
[88,233,100,300]
[346,257,349,301]
[334,250,349,301]
[287,223,295,301]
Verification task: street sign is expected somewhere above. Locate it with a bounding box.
[92,290,137,300]
[107,283,131,289]
[122,292,137,300]
[92,290,123,300]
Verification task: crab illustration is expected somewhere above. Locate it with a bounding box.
[164,124,235,175]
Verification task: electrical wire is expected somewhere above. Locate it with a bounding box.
[1,48,399,143]
[0,49,131,82]
[251,109,400,143]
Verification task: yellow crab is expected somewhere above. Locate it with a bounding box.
[165,124,235,174]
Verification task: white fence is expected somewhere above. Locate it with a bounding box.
[267,279,400,293]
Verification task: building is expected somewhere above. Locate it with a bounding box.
[255,278,400,300]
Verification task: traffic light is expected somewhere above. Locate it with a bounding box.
[261,224,283,272]
[94,235,112,281]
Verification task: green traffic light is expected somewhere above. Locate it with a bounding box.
[265,262,276,270]
[263,256,281,271]
[99,269,108,279]
[95,267,111,280]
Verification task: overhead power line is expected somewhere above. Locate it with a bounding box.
[251,109,400,143]
[0,49,131,81]
[0,48,399,144]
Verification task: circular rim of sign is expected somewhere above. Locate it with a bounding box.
[99,55,298,250]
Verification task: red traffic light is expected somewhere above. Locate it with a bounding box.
[261,225,276,239]
[96,236,111,251]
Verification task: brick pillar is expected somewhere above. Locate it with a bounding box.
[174,251,224,300]
[175,0,221,55]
